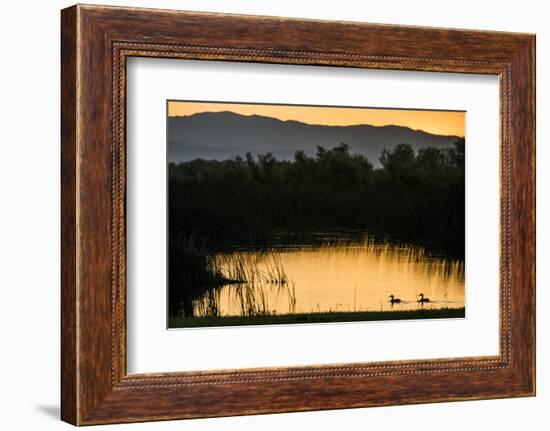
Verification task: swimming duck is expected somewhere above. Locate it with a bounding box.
[389,294,402,304]
[417,293,430,303]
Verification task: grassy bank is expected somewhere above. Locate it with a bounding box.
[169,307,465,328]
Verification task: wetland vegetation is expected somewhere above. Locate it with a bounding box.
[168,140,465,326]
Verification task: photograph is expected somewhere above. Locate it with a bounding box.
[167,101,466,328]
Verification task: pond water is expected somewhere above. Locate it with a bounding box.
[190,239,465,318]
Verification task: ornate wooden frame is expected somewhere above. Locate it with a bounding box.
[61,4,535,425]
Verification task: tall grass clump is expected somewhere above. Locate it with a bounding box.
[168,233,228,318]
[169,237,295,318]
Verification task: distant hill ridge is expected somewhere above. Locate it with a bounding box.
[168,111,462,167]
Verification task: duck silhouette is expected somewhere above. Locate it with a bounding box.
[417,293,430,303]
[389,294,402,304]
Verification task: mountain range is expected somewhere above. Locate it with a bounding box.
[168,111,462,167]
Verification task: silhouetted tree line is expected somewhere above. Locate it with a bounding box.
[168,140,465,258]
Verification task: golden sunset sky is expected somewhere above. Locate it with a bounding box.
[168,101,465,137]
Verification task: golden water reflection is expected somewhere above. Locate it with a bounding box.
[192,242,465,318]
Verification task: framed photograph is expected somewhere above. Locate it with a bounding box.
[61,4,535,425]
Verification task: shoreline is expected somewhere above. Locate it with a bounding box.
[169,307,466,328]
